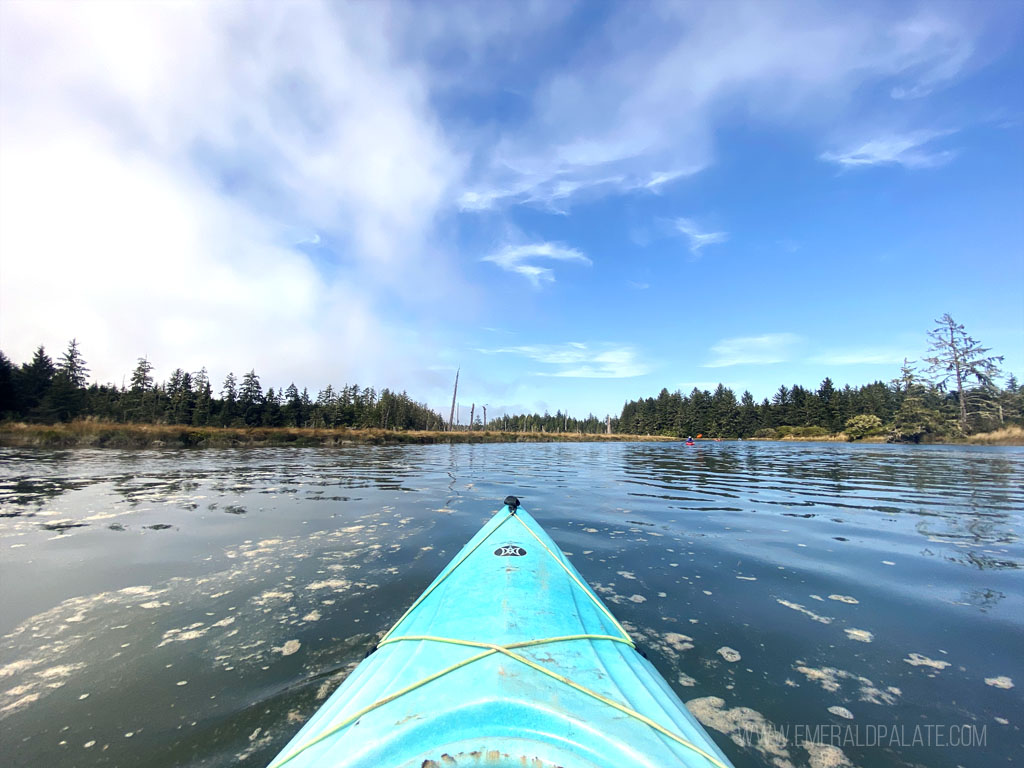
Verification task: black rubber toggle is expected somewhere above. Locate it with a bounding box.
[503,495,520,513]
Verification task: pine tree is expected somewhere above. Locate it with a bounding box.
[924,313,1003,433]
[999,374,1022,426]
[57,339,89,388]
[130,357,154,391]
[890,363,951,443]
[817,377,839,431]
[220,373,238,426]
[0,351,17,416]
[124,357,156,422]
[789,384,813,426]
[283,383,301,427]
[263,387,283,427]
[963,383,1002,432]
[710,384,738,436]
[739,390,760,437]
[892,359,917,396]
[772,385,791,425]
[238,370,264,426]
[300,388,313,426]
[315,384,336,427]
[192,368,212,426]
[43,339,90,423]
[20,346,55,414]
[167,369,194,424]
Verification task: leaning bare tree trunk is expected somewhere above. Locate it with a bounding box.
[448,367,459,431]
[945,319,967,429]
[955,362,967,429]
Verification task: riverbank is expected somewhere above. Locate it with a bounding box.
[0,421,678,449]
[748,426,1024,446]
[962,426,1024,445]
[745,433,886,443]
[1,422,1020,449]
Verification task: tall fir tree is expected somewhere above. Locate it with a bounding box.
[129,357,154,391]
[0,351,16,415]
[20,346,56,414]
[924,313,1004,433]
[57,339,89,388]
[238,370,264,426]
[282,383,302,427]
[220,373,238,426]
[48,339,90,422]
[192,368,213,426]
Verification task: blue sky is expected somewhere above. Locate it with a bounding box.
[1,1,1022,421]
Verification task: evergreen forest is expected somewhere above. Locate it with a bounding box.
[1,315,1020,443]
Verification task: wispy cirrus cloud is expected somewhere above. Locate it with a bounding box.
[703,333,802,368]
[455,3,991,212]
[458,168,699,213]
[481,242,591,287]
[477,343,649,378]
[674,217,728,257]
[887,13,976,100]
[820,130,956,169]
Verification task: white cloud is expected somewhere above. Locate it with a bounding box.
[0,1,459,390]
[820,130,956,169]
[703,334,802,368]
[0,129,431,391]
[458,168,701,213]
[644,170,692,190]
[674,218,728,257]
[478,343,649,378]
[0,1,1007,409]
[481,243,591,287]
[456,3,987,211]
[887,13,977,100]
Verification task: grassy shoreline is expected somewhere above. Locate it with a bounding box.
[741,426,1024,446]
[0,421,679,449]
[0,422,1020,449]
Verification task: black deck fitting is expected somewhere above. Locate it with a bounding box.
[503,495,520,513]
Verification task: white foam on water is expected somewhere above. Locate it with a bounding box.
[984,676,1013,689]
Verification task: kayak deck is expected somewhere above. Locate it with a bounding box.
[268,500,733,768]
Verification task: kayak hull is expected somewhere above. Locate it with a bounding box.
[268,503,732,768]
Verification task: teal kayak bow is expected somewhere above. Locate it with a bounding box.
[268,496,734,768]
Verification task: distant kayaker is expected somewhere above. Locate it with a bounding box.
[685,436,695,446]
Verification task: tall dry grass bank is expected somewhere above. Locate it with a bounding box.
[0,421,679,449]
[1,421,1020,448]
[964,426,1024,445]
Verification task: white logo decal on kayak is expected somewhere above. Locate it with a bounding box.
[494,545,527,557]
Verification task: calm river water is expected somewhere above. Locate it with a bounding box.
[0,442,1021,768]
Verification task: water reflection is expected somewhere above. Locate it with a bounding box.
[0,443,1021,768]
